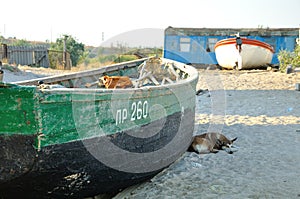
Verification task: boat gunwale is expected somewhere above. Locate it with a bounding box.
[214,37,275,53]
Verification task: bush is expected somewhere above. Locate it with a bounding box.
[50,35,84,66]
[278,45,300,72]
[119,55,137,62]
[98,55,117,63]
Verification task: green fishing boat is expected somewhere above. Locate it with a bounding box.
[0,57,198,198]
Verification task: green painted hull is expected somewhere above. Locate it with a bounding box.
[0,58,199,197]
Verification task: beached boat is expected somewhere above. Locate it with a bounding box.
[0,57,198,198]
[214,37,274,69]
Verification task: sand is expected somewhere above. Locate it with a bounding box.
[1,65,70,82]
[113,69,300,199]
[2,67,300,198]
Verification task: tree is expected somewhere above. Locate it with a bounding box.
[50,35,84,66]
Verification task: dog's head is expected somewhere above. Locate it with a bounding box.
[219,137,238,154]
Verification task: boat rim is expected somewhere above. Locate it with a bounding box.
[214,37,275,53]
[9,58,199,93]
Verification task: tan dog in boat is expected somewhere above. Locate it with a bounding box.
[188,132,237,154]
[99,75,133,89]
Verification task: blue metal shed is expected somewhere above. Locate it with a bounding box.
[163,27,299,67]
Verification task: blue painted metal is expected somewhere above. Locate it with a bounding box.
[164,27,299,66]
[164,35,222,65]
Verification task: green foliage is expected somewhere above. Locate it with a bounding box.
[76,50,91,67]
[48,50,62,69]
[96,54,137,64]
[50,35,84,66]
[119,55,137,62]
[278,45,300,72]
[0,35,4,43]
[98,54,118,63]
[11,39,31,46]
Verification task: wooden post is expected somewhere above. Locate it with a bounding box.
[63,35,68,70]
[1,44,8,60]
[0,61,3,82]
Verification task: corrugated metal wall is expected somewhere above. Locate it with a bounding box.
[7,46,49,67]
[0,45,50,67]
[0,45,71,69]
[164,35,220,65]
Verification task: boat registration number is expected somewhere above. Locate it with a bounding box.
[115,100,149,125]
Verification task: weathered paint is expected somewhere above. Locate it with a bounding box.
[35,83,195,147]
[0,84,38,135]
[164,27,299,66]
[0,83,195,148]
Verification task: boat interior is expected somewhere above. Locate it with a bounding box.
[8,57,193,90]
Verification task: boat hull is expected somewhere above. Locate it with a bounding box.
[214,38,274,69]
[0,58,198,198]
[0,108,194,198]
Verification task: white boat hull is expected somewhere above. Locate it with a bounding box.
[214,38,274,70]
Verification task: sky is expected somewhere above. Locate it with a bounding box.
[1,0,299,47]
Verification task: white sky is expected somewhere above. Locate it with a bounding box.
[1,0,300,47]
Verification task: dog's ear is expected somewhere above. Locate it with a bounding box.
[231,137,237,142]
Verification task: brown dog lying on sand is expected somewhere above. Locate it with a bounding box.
[188,132,237,154]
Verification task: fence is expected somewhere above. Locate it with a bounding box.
[0,44,71,70]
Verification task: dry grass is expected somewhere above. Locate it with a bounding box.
[71,61,115,72]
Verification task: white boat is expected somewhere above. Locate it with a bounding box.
[214,37,274,70]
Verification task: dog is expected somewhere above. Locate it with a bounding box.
[188,132,237,154]
[99,75,133,89]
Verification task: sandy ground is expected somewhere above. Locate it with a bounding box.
[113,69,300,199]
[1,65,71,82]
[2,67,300,198]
